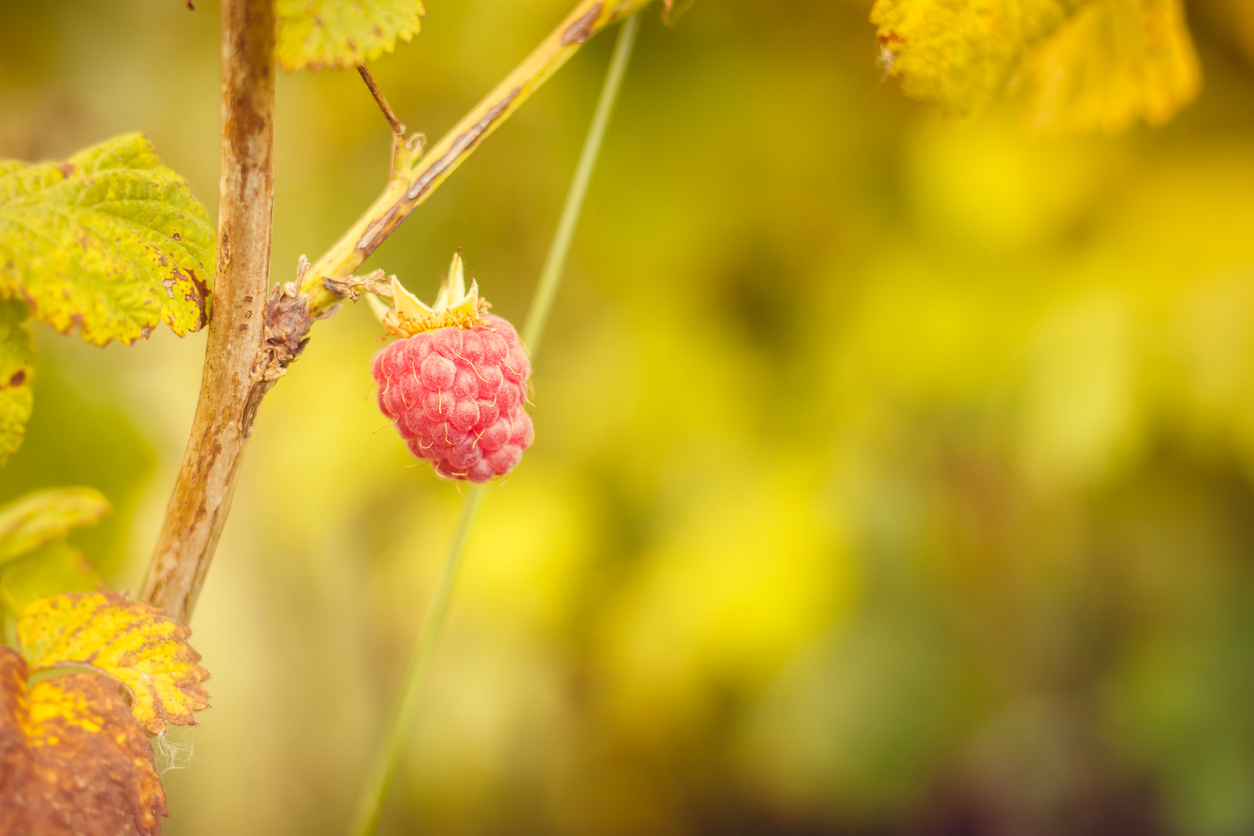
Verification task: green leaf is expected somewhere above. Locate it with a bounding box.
[277,0,426,73]
[0,542,102,616]
[0,299,32,468]
[1017,0,1201,133]
[871,0,1082,119]
[0,133,215,346]
[0,487,110,567]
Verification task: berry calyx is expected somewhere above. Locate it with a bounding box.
[371,254,533,483]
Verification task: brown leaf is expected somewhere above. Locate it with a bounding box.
[0,646,167,835]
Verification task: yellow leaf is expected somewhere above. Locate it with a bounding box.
[871,0,1200,131]
[1018,0,1201,133]
[0,487,111,566]
[0,646,167,835]
[870,0,1082,119]
[277,0,426,73]
[18,592,211,736]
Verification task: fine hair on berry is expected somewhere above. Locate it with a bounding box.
[373,314,534,483]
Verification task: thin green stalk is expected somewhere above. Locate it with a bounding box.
[348,15,641,836]
[522,12,641,353]
[349,484,484,836]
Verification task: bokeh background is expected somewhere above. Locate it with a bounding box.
[3,0,1254,833]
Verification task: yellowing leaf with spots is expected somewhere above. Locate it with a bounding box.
[0,646,167,835]
[871,0,1201,131]
[0,487,110,566]
[0,298,32,467]
[18,592,211,735]
[0,133,215,346]
[1018,0,1200,133]
[277,0,426,72]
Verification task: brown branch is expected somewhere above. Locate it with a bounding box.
[139,0,276,623]
[357,64,406,137]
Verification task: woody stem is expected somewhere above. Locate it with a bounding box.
[139,0,275,623]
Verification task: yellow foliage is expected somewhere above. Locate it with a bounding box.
[872,0,1201,130]
[4,0,1254,832]
[870,0,1080,118]
[1019,0,1201,133]
[18,592,210,735]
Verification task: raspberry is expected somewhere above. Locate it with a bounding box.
[369,254,534,483]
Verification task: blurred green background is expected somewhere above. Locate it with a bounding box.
[3,0,1254,833]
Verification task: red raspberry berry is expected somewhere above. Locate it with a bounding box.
[373,314,534,483]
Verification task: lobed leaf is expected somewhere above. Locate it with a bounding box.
[18,592,211,735]
[0,542,104,616]
[277,0,426,72]
[0,487,111,566]
[1017,0,1201,133]
[0,647,167,836]
[0,133,215,346]
[0,298,32,468]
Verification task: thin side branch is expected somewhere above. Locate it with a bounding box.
[299,0,656,316]
[356,64,406,137]
[139,0,276,623]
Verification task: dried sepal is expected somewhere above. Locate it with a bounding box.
[322,268,392,303]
